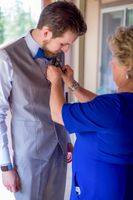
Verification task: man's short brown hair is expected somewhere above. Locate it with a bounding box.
[37,1,87,37]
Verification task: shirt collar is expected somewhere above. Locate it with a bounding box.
[24,30,40,58]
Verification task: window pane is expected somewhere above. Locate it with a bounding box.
[98,10,124,94]
[0,0,41,45]
[126,9,133,25]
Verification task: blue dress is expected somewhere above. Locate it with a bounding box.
[62,93,133,200]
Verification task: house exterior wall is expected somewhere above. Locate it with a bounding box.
[84,0,100,92]
[102,0,132,7]
[102,0,120,3]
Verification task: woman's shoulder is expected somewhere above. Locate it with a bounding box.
[93,93,120,105]
[104,92,133,103]
[93,92,133,110]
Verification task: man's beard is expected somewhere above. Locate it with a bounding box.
[42,43,59,58]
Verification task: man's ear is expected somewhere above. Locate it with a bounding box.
[42,26,53,40]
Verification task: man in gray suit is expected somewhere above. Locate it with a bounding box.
[0,1,87,200]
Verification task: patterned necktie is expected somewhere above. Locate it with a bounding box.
[34,48,52,61]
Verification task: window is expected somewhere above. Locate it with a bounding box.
[98,4,133,94]
[0,0,41,46]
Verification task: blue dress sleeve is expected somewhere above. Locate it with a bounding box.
[62,94,120,133]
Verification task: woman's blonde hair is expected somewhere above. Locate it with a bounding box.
[108,26,133,79]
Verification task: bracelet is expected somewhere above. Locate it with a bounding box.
[69,80,80,92]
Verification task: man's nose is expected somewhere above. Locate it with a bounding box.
[61,45,70,53]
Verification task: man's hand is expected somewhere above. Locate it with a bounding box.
[2,168,21,192]
[67,143,73,163]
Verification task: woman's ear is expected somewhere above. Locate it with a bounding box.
[42,26,53,40]
[126,65,132,72]
[122,65,132,75]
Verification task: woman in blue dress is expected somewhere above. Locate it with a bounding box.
[47,26,133,200]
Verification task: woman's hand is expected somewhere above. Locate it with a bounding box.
[47,65,62,84]
[47,65,65,125]
[62,65,74,88]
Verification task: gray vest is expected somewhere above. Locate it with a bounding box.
[4,38,68,160]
